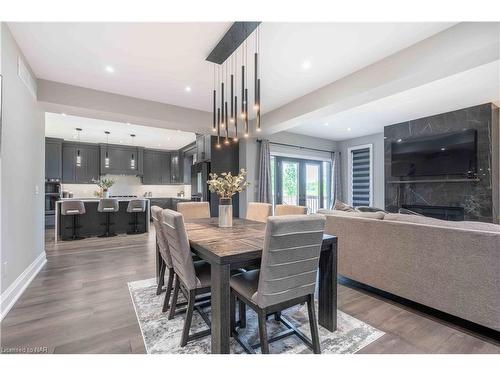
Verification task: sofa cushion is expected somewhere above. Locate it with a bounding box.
[333,200,355,212]
[383,213,500,232]
[318,209,385,220]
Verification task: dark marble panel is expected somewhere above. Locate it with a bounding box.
[384,103,499,223]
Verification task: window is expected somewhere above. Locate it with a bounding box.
[270,156,331,213]
[348,144,373,207]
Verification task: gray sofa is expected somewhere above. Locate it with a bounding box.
[317,209,500,331]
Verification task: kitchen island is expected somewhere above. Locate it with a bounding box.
[55,198,150,242]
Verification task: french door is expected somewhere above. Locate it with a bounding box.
[273,156,328,213]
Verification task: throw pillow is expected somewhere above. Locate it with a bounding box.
[333,200,355,212]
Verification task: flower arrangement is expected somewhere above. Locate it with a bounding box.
[93,178,115,197]
[207,169,250,199]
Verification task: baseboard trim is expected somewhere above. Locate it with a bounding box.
[0,251,47,321]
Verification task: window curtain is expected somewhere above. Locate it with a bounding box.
[330,152,341,208]
[257,139,272,203]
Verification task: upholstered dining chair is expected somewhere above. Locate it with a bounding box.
[176,201,211,220]
[246,202,273,223]
[162,209,212,347]
[230,214,326,354]
[151,206,175,311]
[275,204,307,216]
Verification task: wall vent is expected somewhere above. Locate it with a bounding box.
[17,56,37,99]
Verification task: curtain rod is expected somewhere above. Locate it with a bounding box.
[257,139,335,154]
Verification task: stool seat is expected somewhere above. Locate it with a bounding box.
[61,200,86,240]
[98,198,119,237]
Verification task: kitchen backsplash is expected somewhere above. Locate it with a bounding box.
[62,175,191,198]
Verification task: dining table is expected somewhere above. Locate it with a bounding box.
[156,217,338,354]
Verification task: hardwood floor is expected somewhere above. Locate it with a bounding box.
[1,228,498,354]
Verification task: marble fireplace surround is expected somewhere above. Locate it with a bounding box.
[384,103,499,223]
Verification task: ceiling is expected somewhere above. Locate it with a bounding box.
[45,113,196,150]
[289,61,500,141]
[9,22,455,114]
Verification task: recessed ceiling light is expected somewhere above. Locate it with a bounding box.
[185,86,192,92]
[301,60,311,70]
[323,122,329,126]
[347,127,352,131]
[61,113,67,116]
[167,137,171,141]
[105,66,115,74]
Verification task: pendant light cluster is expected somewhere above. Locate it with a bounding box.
[211,24,261,148]
[75,128,82,167]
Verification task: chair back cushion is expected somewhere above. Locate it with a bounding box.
[151,206,172,268]
[254,214,326,308]
[127,199,147,213]
[246,202,273,223]
[61,200,86,215]
[275,204,307,216]
[97,198,119,212]
[177,202,211,220]
[162,209,198,289]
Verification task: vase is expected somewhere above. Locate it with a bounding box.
[103,190,110,198]
[218,197,233,228]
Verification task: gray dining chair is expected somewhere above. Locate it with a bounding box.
[151,206,175,310]
[230,214,326,354]
[275,204,307,216]
[61,200,86,240]
[161,209,212,347]
[176,202,211,220]
[246,202,273,223]
[127,199,147,234]
[97,198,119,237]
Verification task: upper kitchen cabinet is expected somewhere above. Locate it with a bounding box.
[142,150,172,185]
[62,142,100,183]
[99,145,143,176]
[45,137,63,181]
[170,151,182,184]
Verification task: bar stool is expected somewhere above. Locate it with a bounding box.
[127,199,147,234]
[97,198,119,237]
[61,200,86,240]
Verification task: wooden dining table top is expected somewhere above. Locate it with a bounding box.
[184,217,336,265]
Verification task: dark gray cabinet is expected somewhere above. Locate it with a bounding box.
[170,151,181,183]
[196,134,211,162]
[143,150,171,185]
[45,138,63,180]
[100,145,142,176]
[62,142,100,183]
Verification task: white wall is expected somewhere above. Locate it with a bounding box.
[338,133,385,209]
[62,175,190,198]
[0,24,45,295]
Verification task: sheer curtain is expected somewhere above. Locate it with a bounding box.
[257,139,272,203]
[330,152,341,208]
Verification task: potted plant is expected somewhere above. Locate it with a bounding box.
[207,169,250,227]
[94,178,115,198]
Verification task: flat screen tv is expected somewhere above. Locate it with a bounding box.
[391,129,477,177]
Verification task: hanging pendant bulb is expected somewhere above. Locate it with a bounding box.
[216,107,221,148]
[104,131,110,168]
[130,134,136,169]
[75,128,82,167]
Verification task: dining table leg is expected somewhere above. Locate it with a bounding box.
[210,262,231,354]
[318,239,338,332]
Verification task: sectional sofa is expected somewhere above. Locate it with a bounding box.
[317,209,500,331]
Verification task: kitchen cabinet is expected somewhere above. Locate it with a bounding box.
[62,142,100,183]
[142,150,171,185]
[170,151,182,184]
[180,142,196,185]
[45,137,63,181]
[196,134,211,162]
[100,145,142,176]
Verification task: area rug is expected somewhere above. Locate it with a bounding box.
[128,278,384,354]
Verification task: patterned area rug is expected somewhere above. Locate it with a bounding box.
[128,278,384,354]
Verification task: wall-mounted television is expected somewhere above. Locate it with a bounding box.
[391,129,477,177]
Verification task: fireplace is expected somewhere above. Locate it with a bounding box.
[402,204,465,221]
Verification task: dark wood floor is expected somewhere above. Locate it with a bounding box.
[1,228,499,354]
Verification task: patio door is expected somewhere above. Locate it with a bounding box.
[274,157,326,213]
